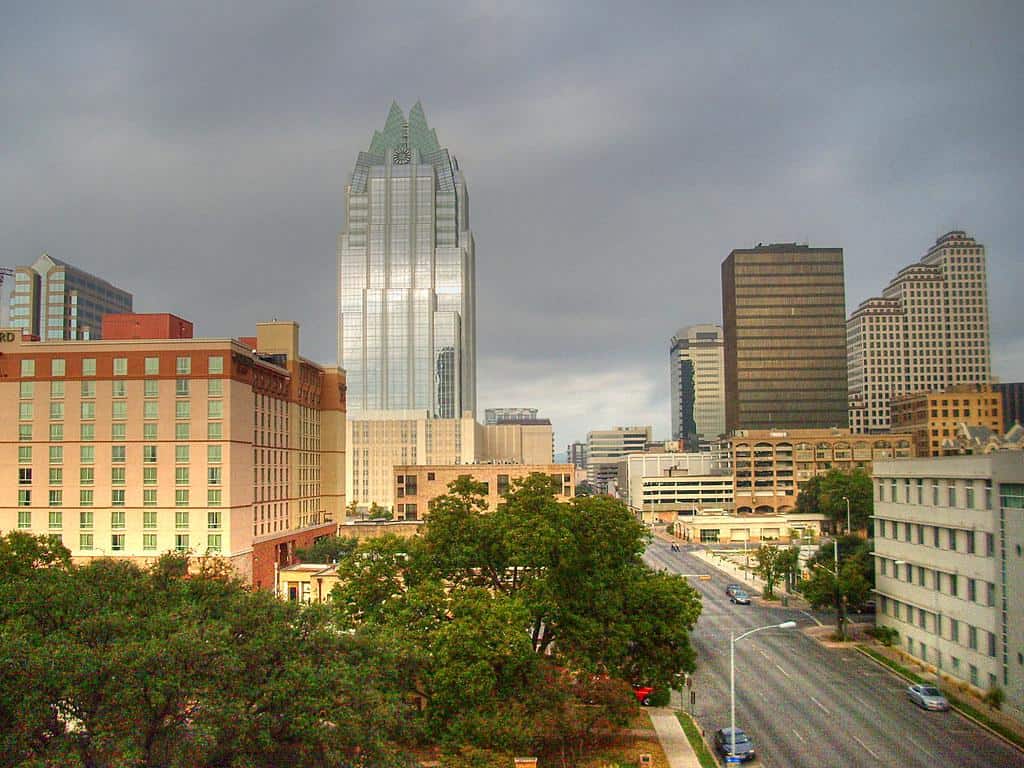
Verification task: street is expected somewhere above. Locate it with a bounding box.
[644,540,1024,768]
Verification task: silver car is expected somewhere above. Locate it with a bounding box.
[907,684,950,711]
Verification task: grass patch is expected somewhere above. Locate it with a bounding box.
[857,645,1024,750]
[676,712,718,768]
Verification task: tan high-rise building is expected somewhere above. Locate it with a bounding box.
[848,230,991,433]
[0,320,345,577]
[890,385,1003,457]
[722,243,848,432]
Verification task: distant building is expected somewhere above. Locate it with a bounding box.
[586,426,651,492]
[873,453,1024,713]
[393,463,574,520]
[848,230,991,433]
[0,319,345,589]
[479,419,554,464]
[567,441,588,470]
[722,243,848,431]
[669,324,725,448]
[7,253,133,340]
[948,423,1024,454]
[890,385,1003,457]
[485,407,539,425]
[674,510,826,545]
[615,452,732,522]
[102,313,193,340]
[994,383,1024,433]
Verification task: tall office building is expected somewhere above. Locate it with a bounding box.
[848,231,991,433]
[7,253,132,340]
[722,243,848,432]
[586,426,651,492]
[567,441,588,470]
[337,102,476,419]
[669,324,725,448]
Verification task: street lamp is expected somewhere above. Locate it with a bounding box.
[730,621,797,760]
[842,495,851,534]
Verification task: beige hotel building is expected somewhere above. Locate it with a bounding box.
[0,317,345,577]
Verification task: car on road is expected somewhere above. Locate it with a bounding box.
[730,589,751,605]
[713,727,755,762]
[631,683,654,706]
[725,583,741,597]
[907,684,950,711]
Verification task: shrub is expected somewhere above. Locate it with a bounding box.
[983,686,1006,711]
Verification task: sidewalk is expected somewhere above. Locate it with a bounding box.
[648,708,702,768]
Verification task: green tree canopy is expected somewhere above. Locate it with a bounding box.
[796,469,873,532]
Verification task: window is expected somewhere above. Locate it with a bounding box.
[80,533,94,551]
[966,484,975,509]
[19,424,32,441]
[987,582,996,607]
[112,380,127,398]
[208,445,222,463]
[207,490,222,506]
[175,489,189,507]
[49,402,64,420]
[176,356,191,375]
[175,401,190,419]
[176,467,190,485]
[113,358,127,376]
[986,533,995,557]
[18,446,31,464]
[18,468,32,485]
[111,534,125,552]
[111,423,126,440]
[144,357,160,375]
[80,423,95,441]
[966,530,975,554]
[49,446,63,464]
[143,423,157,440]
[208,467,221,485]
[143,534,157,551]
[49,424,63,441]
[208,379,223,396]
[81,380,95,398]
[207,400,223,419]
[112,445,126,463]
[143,445,157,463]
[176,378,190,396]
[175,534,190,552]
[19,382,33,399]
[50,381,64,399]
[80,445,95,464]
[208,510,222,529]
[950,574,958,597]
[111,490,125,507]
[80,401,95,420]
[208,356,224,374]
[207,534,222,553]
[20,359,35,377]
[968,625,978,650]
[143,509,157,528]
[111,467,126,485]
[51,359,65,377]
[207,422,222,439]
[47,509,62,529]
[80,490,93,507]
[175,510,189,528]
[175,423,190,440]
[951,620,959,643]
[17,509,30,528]
[917,525,924,545]
[48,468,62,485]
[985,480,993,510]
[948,483,956,507]
[968,579,977,603]
[143,467,157,485]
[144,380,159,398]
[48,489,62,507]
[143,489,157,507]
[112,401,127,420]
[111,510,125,529]
[19,402,33,421]
[142,401,158,420]
[175,445,190,463]
[82,358,96,376]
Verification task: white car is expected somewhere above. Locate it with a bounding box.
[907,684,950,711]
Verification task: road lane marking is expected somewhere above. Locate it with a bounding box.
[849,693,870,709]
[853,736,881,760]
[800,610,823,626]
[774,663,791,678]
[907,737,936,760]
[809,695,830,714]
[792,729,805,743]
[758,649,770,659]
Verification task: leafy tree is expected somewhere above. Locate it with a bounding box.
[796,470,873,533]
[799,537,874,640]
[574,480,596,497]
[795,475,823,516]
[752,545,797,600]
[296,534,360,564]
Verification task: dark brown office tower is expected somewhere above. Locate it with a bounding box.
[722,243,848,432]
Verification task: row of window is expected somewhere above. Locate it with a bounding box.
[20,355,224,378]
[19,378,222,400]
[876,518,995,556]
[18,465,222,486]
[18,421,226,442]
[878,476,993,510]
[880,596,998,662]
[18,399,223,421]
[19,508,223,530]
[878,557,996,605]
[18,444,222,465]
[74,532,220,553]
[18,488,223,507]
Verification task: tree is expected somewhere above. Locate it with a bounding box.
[797,470,873,533]
[799,537,874,640]
[295,534,360,564]
[752,545,797,600]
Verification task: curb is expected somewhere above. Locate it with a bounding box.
[854,645,1024,755]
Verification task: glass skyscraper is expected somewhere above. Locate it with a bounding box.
[337,102,476,418]
[7,253,132,340]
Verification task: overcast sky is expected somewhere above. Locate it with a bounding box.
[3,1,1022,449]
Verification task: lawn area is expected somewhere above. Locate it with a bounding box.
[676,712,718,768]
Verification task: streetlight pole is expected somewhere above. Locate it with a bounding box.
[842,495,851,534]
[730,621,797,760]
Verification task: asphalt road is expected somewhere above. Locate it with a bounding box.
[644,541,1024,768]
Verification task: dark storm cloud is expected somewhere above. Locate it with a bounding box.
[2,1,1022,447]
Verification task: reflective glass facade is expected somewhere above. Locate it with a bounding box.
[338,102,476,418]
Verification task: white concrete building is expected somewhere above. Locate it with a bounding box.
[616,452,731,519]
[873,453,1024,718]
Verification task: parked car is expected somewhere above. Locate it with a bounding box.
[730,589,751,605]
[631,683,655,706]
[907,684,950,711]
[725,583,741,597]
[713,727,755,762]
